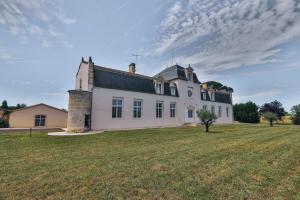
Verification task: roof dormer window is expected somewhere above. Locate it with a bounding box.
[156,82,163,94]
[188,72,193,81]
[170,86,176,96]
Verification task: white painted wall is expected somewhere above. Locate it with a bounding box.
[90,79,233,131]
[91,87,182,130]
[75,62,89,91]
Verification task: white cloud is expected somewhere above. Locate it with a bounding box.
[0,0,76,48]
[154,0,300,73]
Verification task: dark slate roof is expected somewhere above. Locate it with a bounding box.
[93,65,179,97]
[155,65,201,83]
[215,93,232,104]
[201,91,232,104]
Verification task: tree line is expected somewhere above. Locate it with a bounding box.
[233,100,300,126]
[197,100,300,133]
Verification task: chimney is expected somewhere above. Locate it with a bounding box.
[129,63,136,75]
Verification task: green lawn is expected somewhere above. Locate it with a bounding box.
[1,124,300,200]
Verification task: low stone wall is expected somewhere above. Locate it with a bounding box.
[67,90,92,132]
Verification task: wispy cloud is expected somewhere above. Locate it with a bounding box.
[154,0,300,73]
[234,89,281,103]
[0,0,76,48]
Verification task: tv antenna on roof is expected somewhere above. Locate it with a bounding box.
[131,53,141,65]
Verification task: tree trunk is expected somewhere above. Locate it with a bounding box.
[270,120,273,127]
[205,123,209,132]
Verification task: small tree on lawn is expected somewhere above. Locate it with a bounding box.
[262,112,278,127]
[197,110,217,133]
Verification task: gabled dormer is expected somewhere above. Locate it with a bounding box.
[154,76,164,95]
[185,64,194,82]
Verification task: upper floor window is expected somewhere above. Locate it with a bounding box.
[133,99,142,118]
[170,86,176,96]
[156,101,163,118]
[188,87,193,97]
[156,83,162,94]
[218,106,222,117]
[35,115,46,127]
[202,92,207,100]
[210,92,215,101]
[226,107,230,117]
[79,78,82,89]
[170,102,176,118]
[112,98,123,118]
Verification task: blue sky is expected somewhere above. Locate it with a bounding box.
[0,0,300,111]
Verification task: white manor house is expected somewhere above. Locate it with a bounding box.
[67,57,234,131]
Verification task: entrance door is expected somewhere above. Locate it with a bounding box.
[185,107,195,123]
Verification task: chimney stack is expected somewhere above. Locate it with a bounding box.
[129,63,136,75]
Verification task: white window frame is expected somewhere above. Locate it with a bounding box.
[112,98,123,118]
[211,92,215,101]
[170,102,176,118]
[133,99,142,118]
[156,83,162,94]
[203,92,207,100]
[211,105,215,114]
[156,101,163,118]
[188,109,193,118]
[35,115,46,127]
[226,107,230,117]
[170,86,176,96]
[188,87,193,97]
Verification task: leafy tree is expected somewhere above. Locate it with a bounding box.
[262,112,278,127]
[1,100,8,109]
[291,104,300,125]
[260,100,285,120]
[197,110,217,133]
[16,104,26,109]
[233,102,260,123]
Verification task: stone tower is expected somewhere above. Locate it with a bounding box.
[67,57,94,132]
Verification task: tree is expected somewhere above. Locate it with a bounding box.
[16,104,26,109]
[197,110,217,133]
[291,104,300,125]
[1,100,8,109]
[262,112,278,127]
[233,102,260,123]
[260,100,285,120]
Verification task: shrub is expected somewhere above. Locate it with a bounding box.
[233,102,260,123]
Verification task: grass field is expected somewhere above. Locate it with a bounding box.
[1,124,300,199]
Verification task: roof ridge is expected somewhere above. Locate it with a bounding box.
[94,65,153,80]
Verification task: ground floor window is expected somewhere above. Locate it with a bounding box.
[211,106,215,114]
[35,115,46,127]
[226,107,230,117]
[203,105,207,111]
[112,98,123,118]
[133,99,142,118]
[170,102,176,118]
[218,106,222,117]
[188,109,193,118]
[156,101,163,118]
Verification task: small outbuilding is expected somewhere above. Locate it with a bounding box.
[9,103,67,128]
